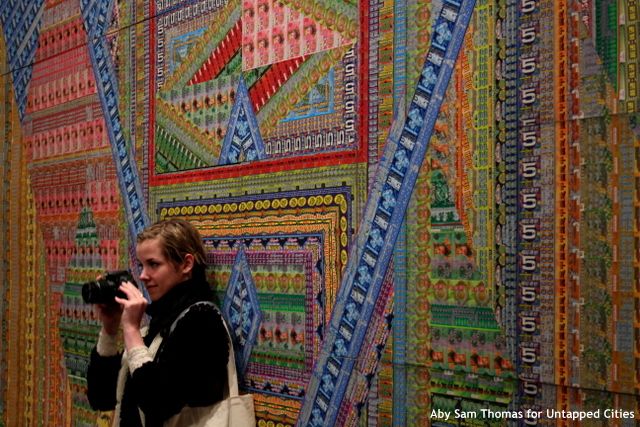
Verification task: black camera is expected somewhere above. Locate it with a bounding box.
[81,270,134,304]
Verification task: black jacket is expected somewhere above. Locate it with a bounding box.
[86,278,229,427]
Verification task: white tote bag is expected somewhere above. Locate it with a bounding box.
[144,302,256,427]
[163,350,256,427]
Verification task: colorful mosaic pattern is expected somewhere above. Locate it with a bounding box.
[59,208,104,425]
[299,2,479,425]
[80,0,150,240]
[151,0,361,178]
[157,184,355,425]
[2,0,640,426]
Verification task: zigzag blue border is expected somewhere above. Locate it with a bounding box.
[221,246,262,377]
[218,77,266,165]
[297,1,476,425]
[0,0,44,120]
[80,0,150,244]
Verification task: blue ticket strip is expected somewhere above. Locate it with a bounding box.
[0,0,44,120]
[218,78,266,165]
[221,245,263,377]
[297,1,476,425]
[80,0,150,242]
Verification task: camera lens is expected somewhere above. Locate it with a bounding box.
[81,281,101,304]
[81,270,134,304]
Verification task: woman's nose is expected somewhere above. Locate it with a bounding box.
[139,269,149,280]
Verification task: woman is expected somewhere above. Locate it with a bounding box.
[87,219,229,426]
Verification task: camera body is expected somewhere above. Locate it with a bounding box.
[81,270,134,304]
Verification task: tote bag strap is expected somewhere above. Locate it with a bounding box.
[169,301,240,397]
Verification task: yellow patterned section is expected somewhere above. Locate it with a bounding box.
[553,0,569,412]
[132,0,151,164]
[21,176,38,426]
[164,203,345,320]
[377,0,395,154]
[149,163,368,225]
[455,45,475,247]
[470,0,495,286]
[406,163,432,426]
[0,27,7,424]
[1,29,54,426]
[253,393,301,426]
[620,1,640,112]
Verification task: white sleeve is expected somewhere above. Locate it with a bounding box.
[96,330,119,356]
[126,346,153,373]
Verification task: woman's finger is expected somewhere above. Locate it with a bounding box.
[117,282,144,300]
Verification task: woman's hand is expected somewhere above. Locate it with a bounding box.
[115,281,148,351]
[93,274,123,335]
[115,281,147,331]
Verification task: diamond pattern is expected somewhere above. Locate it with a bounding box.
[221,245,262,376]
[218,78,265,165]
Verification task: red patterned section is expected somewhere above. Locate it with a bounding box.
[248,55,306,112]
[188,21,242,85]
[28,17,94,114]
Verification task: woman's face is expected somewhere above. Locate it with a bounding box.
[136,237,191,302]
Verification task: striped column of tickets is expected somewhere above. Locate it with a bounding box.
[80,0,149,242]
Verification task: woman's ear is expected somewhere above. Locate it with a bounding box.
[181,253,195,275]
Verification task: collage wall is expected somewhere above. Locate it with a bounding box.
[1,0,639,426]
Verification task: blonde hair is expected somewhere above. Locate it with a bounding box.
[137,219,207,278]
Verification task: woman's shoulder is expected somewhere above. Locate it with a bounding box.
[156,299,230,367]
[184,300,221,314]
[171,300,226,334]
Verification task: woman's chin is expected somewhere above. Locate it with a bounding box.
[145,287,159,301]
